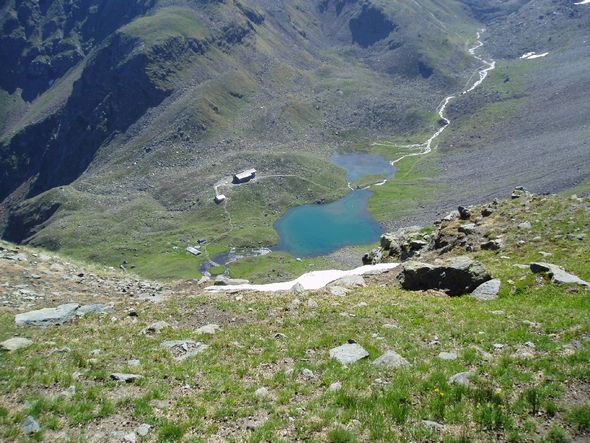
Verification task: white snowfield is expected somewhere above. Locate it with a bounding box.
[206,263,400,293]
[574,0,590,5]
[521,52,549,60]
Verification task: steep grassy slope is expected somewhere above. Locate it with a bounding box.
[1,192,588,441]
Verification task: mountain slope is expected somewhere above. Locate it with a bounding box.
[0,0,484,277]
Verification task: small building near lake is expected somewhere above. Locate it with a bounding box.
[214,194,226,204]
[233,168,256,184]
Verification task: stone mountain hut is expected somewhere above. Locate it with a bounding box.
[233,168,256,184]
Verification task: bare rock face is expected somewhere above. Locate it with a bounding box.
[398,256,491,296]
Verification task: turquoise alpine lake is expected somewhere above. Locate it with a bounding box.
[275,152,395,257]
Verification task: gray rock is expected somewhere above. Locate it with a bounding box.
[76,304,113,316]
[438,352,458,360]
[244,416,269,430]
[301,368,314,379]
[22,416,40,434]
[8,253,28,262]
[1,337,33,352]
[530,263,590,289]
[458,206,472,220]
[409,239,429,251]
[136,424,151,437]
[449,371,474,386]
[471,279,501,301]
[329,286,348,297]
[128,359,141,367]
[110,373,143,383]
[329,343,369,365]
[111,431,137,443]
[196,324,220,335]
[566,233,586,241]
[329,382,342,392]
[458,223,477,235]
[362,247,384,265]
[160,340,208,361]
[306,298,319,308]
[291,282,305,294]
[481,239,503,250]
[254,387,269,398]
[512,186,532,199]
[49,263,64,272]
[214,277,249,286]
[518,221,532,230]
[373,350,410,368]
[141,321,170,334]
[422,420,444,430]
[331,275,366,288]
[399,256,491,296]
[15,303,80,326]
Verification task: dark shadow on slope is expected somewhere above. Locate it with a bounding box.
[349,5,396,48]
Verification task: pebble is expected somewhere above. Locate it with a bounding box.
[22,416,40,434]
[136,424,151,437]
[301,368,314,379]
[329,382,342,392]
[254,387,269,398]
[449,371,474,386]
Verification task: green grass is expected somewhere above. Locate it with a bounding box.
[1,194,588,441]
[121,7,209,47]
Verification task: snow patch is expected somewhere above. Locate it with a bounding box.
[521,52,549,60]
[206,263,399,293]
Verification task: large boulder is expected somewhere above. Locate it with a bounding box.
[398,256,491,296]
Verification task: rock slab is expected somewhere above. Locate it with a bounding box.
[329,343,369,365]
[530,263,590,289]
[111,373,143,383]
[15,303,80,326]
[1,337,33,352]
[161,340,208,361]
[471,279,501,301]
[373,350,410,368]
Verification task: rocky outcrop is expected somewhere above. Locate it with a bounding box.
[363,189,538,266]
[398,256,491,296]
[363,226,431,264]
